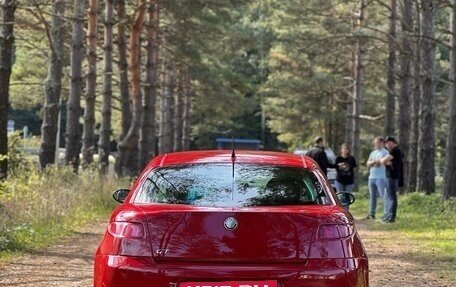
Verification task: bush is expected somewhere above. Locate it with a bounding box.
[10,132,34,172]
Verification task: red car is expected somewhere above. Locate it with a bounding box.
[94,150,368,287]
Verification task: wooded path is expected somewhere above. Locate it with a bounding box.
[0,219,453,287]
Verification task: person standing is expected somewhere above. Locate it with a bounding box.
[306,136,334,176]
[335,143,357,193]
[380,136,403,223]
[365,137,389,220]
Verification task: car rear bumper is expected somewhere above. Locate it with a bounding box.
[94,255,368,287]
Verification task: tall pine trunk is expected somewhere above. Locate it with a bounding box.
[117,0,147,176]
[173,67,184,152]
[99,0,114,174]
[116,0,131,140]
[39,0,65,169]
[182,73,192,151]
[384,0,397,136]
[139,0,159,169]
[344,85,353,148]
[114,0,131,175]
[407,2,422,192]
[0,0,16,179]
[82,0,98,167]
[351,0,366,187]
[159,61,175,154]
[418,0,436,194]
[65,0,85,172]
[442,2,456,201]
[398,0,413,191]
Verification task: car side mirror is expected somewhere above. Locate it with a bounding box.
[113,188,130,203]
[336,192,355,207]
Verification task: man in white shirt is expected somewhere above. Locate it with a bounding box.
[365,137,389,219]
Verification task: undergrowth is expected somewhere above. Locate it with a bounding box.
[350,187,456,282]
[0,164,125,259]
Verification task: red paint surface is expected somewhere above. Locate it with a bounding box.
[180,280,277,287]
[94,151,369,287]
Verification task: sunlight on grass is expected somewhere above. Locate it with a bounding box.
[0,165,127,260]
[350,188,456,282]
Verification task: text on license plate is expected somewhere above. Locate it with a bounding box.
[180,280,277,287]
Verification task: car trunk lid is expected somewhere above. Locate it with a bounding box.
[144,208,316,263]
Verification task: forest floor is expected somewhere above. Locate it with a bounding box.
[0,218,454,287]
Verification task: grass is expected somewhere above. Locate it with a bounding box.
[350,185,456,282]
[0,164,128,261]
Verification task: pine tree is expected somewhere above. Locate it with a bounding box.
[65,0,85,172]
[82,0,98,167]
[0,0,17,179]
[443,2,456,200]
[99,0,114,174]
[117,0,147,176]
[39,0,65,169]
[417,0,436,194]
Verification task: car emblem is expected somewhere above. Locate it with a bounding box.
[155,249,169,256]
[224,217,238,230]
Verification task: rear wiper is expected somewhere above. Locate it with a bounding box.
[155,170,180,194]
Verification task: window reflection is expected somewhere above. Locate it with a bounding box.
[134,164,324,207]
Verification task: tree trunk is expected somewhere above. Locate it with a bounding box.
[159,61,175,154]
[182,74,192,151]
[173,67,184,152]
[384,0,397,136]
[139,0,159,169]
[344,88,353,149]
[39,0,65,169]
[65,0,85,172]
[442,2,456,201]
[117,0,147,176]
[397,0,413,191]
[115,0,131,140]
[407,2,421,192]
[82,0,98,167]
[99,0,114,174]
[418,0,436,194]
[351,0,366,188]
[114,0,131,175]
[0,0,16,179]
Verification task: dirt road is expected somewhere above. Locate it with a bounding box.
[0,221,107,287]
[356,220,454,287]
[0,219,454,287]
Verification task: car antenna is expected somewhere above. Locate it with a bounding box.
[231,137,236,178]
[231,138,236,200]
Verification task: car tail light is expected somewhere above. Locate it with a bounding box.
[318,224,353,240]
[109,222,145,238]
[107,221,152,257]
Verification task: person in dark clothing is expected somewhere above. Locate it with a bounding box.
[335,143,357,193]
[380,136,403,223]
[306,137,335,176]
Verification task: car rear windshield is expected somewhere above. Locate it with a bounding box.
[133,163,325,207]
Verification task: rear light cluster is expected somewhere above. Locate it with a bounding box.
[107,221,152,257]
[109,222,146,238]
[318,224,354,240]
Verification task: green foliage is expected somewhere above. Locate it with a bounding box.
[10,13,50,110]
[0,167,124,256]
[256,0,391,151]
[4,132,33,176]
[161,1,268,148]
[8,0,454,176]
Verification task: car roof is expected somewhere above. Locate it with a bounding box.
[147,150,317,170]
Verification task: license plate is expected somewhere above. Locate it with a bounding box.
[180,280,278,287]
